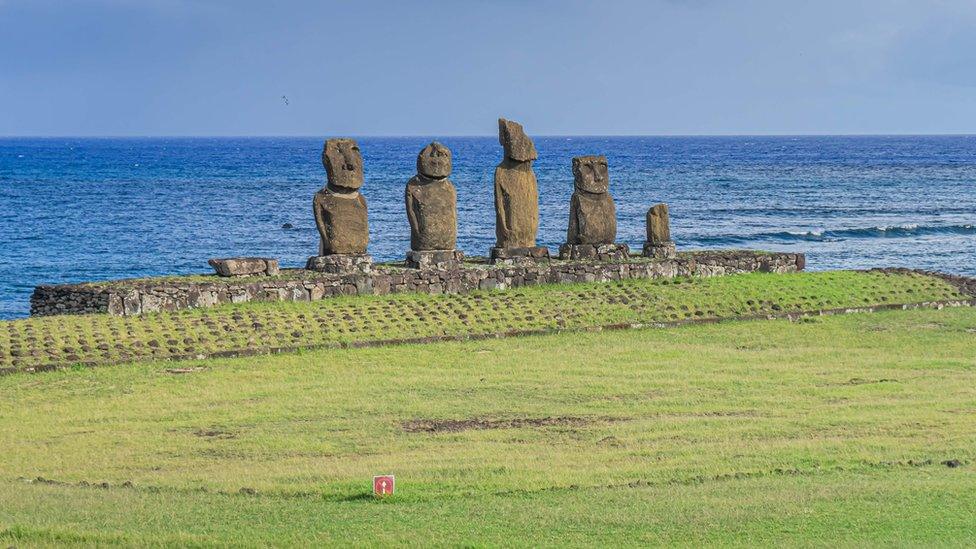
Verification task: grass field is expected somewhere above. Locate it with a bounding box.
[2,270,969,372]
[1,305,975,546]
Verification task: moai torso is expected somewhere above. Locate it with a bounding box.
[406,142,458,251]
[313,189,369,254]
[494,119,540,249]
[567,155,616,245]
[313,138,369,255]
[646,203,671,244]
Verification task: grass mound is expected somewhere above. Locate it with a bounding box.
[0,270,969,372]
[0,308,974,545]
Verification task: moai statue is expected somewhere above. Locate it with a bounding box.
[404,142,463,269]
[306,138,373,274]
[490,118,549,264]
[643,203,676,259]
[558,155,629,261]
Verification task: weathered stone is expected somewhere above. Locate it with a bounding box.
[313,188,369,255]
[406,142,458,251]
[207,257,280,277]
[306,254,373,275]
[642,241,677,259]
[567,192,616,245]
[406,250,464,270]
[646,203,672,244]
[558,243,630,261]
[321,138,364,191]
[416,141,452,179]
[494,161,540,249]
[572,155,609,194]
[498,118,537,162]
[30,252,808,317]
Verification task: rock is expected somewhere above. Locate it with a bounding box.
[321,138,364,191]
[207,258,280,277]
[306,254,373,275]
[314,138,369,255]
[406,142,458,251]
[416,141,452,179]
[558,243,629,261]
[313,188,369,254]
[406,249,464,270]
[498,118,538,162]
[566,155,616,246]
[646,203,672,244]
[281,223,293,229]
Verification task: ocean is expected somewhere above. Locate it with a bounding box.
[1,135,974,319]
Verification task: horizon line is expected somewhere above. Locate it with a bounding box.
[2,132,976,139]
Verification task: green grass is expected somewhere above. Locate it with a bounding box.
[2,270,968,371]
[1,307,975,546]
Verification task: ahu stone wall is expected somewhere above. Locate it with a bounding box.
[30,251,805,317]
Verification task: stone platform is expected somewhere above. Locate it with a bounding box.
[30,250,806,317]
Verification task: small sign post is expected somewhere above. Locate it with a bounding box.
[373,475,395,497]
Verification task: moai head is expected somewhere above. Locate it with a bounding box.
[416,142,452,179]
[322,138,364,191]
[572,155,609,194]
[646,203,671,243]
[498,118,538,162]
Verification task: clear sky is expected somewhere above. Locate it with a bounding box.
[2,0,975,136]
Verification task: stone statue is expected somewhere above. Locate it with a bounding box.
[404,142,463,269]
[643,203,676,259]
[567,155,616,245]
[491,118,549,263]
[558,155,628,261]
[307,138,372,274]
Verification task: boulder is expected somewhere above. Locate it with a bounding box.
[208,257,280,277]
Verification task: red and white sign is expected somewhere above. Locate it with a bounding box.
[373,475,395,497]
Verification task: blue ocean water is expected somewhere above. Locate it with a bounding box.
[1,136,974,319]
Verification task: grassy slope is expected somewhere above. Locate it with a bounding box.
[2,270,968,371]
[1,307,975,546]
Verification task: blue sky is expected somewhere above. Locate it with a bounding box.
[2,0,975,136]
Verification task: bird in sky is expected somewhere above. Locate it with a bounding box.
[281,95,290,106]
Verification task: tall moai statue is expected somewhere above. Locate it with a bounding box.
[306,138,373,274]
[558,155,629,261]
[404,142,463,269]
[490,118,550,264]
[643,203,676,259]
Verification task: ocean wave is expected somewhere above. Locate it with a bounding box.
[691,223,976,245]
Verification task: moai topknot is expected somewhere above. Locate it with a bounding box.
[404,142,463,269]
[643,203,676,259]
[558,155,629,261]
[490,118,549,264]
[307,138,373,274]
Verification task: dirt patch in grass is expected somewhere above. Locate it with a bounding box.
[401,416,626,433]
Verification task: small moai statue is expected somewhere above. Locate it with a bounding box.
[558,155,629,261]
[404,142,463,269]
[306,138,373,274]
[643,203,677,259]
[490,118,549,264]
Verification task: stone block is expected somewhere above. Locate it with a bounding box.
[642,241,676,259]
[208,257,280,277]
[306,254,373,275]
[558,243,630,261]
[405,249,464,270]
